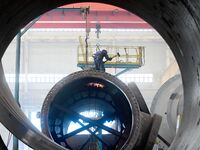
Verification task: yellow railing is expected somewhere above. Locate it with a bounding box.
[77,36,145,68]
[77,46,145,66]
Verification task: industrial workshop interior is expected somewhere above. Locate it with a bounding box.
[0,1,199,150]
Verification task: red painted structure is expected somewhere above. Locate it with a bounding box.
[31,3,152,29]
[61,3,126,11]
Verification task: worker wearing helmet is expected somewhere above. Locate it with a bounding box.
[93,50,112,72]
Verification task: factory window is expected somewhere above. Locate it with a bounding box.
[5,73,153,84]
[5,74,67,83]
[118,73,153,83]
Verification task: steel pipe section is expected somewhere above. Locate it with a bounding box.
[0,63,65,150]
[128,82,150,114]
[0,0,199,150]
[151,75,183,145]
[40,70,159,150]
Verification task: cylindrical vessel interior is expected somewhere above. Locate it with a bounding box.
[41,70,140,150]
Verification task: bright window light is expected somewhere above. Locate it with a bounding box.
[4,73,153,84]
[31,112,41,131]
[118,73,153,83]
[67,110,117,135]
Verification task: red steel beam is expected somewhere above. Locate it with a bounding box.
[32,8,152,29]
[60,2,125,11]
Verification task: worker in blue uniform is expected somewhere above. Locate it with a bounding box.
[93,50,112,72]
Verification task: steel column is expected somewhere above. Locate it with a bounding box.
[21,17,41,36]
[13,15,40,149]
[13,31,21,150]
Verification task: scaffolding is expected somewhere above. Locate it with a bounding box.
[77,36,145,70]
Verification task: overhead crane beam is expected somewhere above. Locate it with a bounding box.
[30,8,152,29]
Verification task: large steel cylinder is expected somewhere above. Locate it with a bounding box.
[41,70,161,150]
[151,75,183,146]
[0,1,200,150]
[128,82,150,114]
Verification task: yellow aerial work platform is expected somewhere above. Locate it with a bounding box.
[77,37,145,71]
